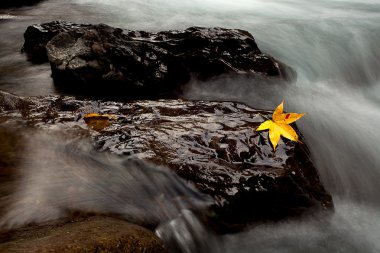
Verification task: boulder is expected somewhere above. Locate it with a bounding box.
[126,26,295,81]
[46,24,190,99]
[23,21,90,63]
[0,216,168,253]
[23,21,295,98]
[0,93,333,230]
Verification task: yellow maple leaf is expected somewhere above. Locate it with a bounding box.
[256,100,305,150]
[83,113,116,131]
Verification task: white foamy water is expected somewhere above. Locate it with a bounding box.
[0,127,211,229]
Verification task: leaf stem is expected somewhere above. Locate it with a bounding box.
[258,113,271,121]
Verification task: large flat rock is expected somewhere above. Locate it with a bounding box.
[0,216,168,253]
[0,91,332,229]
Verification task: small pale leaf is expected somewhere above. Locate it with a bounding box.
[83,113,115,131]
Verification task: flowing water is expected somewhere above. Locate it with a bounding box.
[1,0,380,252]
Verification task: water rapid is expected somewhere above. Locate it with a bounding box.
[1,0,380,252]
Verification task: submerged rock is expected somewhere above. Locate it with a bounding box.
[0,216,168,253]
[23,21,295,98]
[0,91,30,112]
[0,92,333,230]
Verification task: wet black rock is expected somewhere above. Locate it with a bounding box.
[125,26,295,81]
[46,24,190,99]
[23,21,296,98]
[0,0,43,9]
[23,21,90,63]
[0,92,332,230]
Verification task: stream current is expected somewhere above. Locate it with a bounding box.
[1,0,380,252]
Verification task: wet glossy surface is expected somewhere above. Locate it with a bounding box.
[20,21,294,99]
[0,91,332,228]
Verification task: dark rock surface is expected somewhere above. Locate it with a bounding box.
[0,216,168,253]
[0,91,333,230]
[126,26,295,81]
[23,21,295,98]
[0,0,43,9]
[0,91,30,113]
[46,24,190,98]
[23,21,90,63]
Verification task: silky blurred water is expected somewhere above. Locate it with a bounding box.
[0,127,211,229]
[1,0,380,252]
